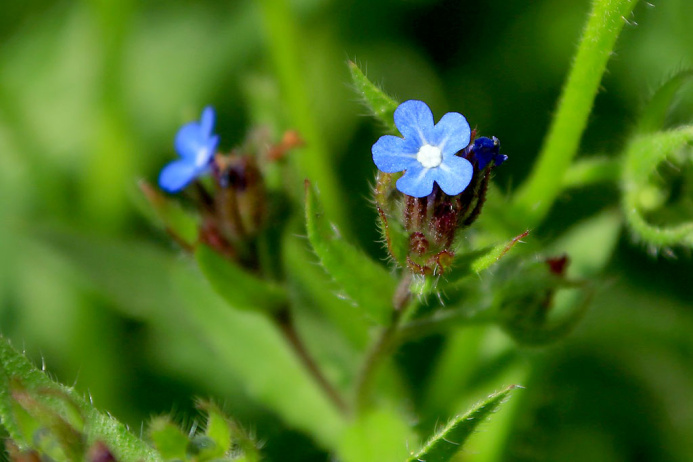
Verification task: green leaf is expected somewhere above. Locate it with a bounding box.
[637,69,693,134]
[470,230,529,274]
[149,416,188,461]
[621,126,693,248]
[338,408,416,462]
[195,244,287,314]
[136,179,198,246]
[0,335,161,461]
[40,231,346,449]
[282,232,370,348]
[305,180,397,325]
[348,61,399,134]
[407,385,520,462]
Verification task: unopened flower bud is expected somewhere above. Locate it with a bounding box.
[409,232,429,256]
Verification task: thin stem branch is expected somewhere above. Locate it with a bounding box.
[354,273,413,413]
[274,308,349,415]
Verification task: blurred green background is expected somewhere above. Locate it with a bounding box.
[1,0,692,460]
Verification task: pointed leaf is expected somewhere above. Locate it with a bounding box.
[470,230,529,274]
[0,336,160,461]
[637,69,693,134]
[305,180,396,325]
[195,244,287,314]
[444,230,530,288]
[349,61,399,134]
[406,385,519,462]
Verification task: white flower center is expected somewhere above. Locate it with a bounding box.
[416,144,443,168]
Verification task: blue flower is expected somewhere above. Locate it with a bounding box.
[372,100,473,198]
[159,106,220,193]
[468,136,507,170]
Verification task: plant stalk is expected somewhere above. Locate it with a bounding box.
[512,0,639,228]
[274,308,349,415]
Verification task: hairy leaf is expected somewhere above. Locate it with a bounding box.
[305,180,396,325]
[0,336,161,461]
[407,385,519,462]
[348,61,399,134]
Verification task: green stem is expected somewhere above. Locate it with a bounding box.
[512,0,639,228]
[396,309,495,343]
[562,156,621,189]
[274,308,350,415]
[354,273,413,413]
[257,0,345,227]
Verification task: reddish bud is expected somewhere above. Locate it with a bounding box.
[409,232,429,255]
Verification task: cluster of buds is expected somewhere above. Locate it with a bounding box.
[141,107,302,268]
[372,100,506,276]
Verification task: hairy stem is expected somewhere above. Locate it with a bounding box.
[512,0,639,228]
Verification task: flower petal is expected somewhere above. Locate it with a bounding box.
[196,134,219,167]
[158,159,200,193]
[372,135,418,173]
[394,100,434,146]
[396,166,436,198]
[433,155,473,196]
[429,112,471,157]
[175,122,208,160]
[199,106,216,136]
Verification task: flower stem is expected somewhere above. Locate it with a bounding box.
[511,0,639,228]
[354,273,413,413]
[274,308,349,415]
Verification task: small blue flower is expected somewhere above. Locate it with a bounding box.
[372,100,473,198]
[468,136,507,170]
[159,106,220,193]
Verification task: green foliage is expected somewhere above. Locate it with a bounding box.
[149,417,189,460]
[562,157,621,189]
[348,61,399,134]
[407,386,519,462]
[304,180,397,325]
[338,409,416,462]
[1,0,693,461]
[195,244,287,314]
[40,231,346,449]
[636,69,693,134]
[469,231,530,275]
[0,335,160,462]
[138,180,199,246]
[621,126,693,248]
[150,402,260,462]
[512,0,640,227]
